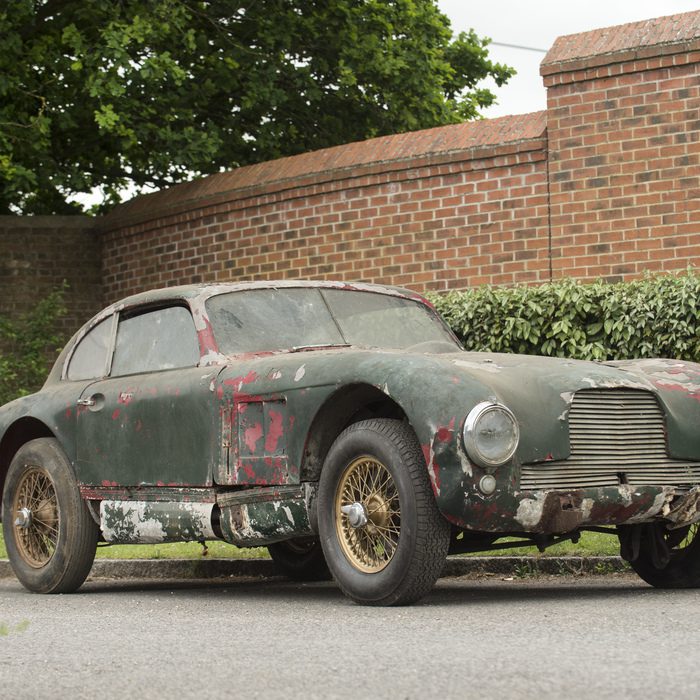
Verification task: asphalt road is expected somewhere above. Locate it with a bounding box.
[1,573,700,700]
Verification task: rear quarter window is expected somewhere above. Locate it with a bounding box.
[66,316,113,381]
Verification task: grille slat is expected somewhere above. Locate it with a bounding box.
[520,389,700,490]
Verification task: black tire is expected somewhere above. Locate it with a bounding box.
[317,419,450,606]
[267,538,331,581]
[2,438,99,593]
[623,522,700,588]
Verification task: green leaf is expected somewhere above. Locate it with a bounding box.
[0,0,514,214]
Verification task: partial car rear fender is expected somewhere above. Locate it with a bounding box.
[0,381,92,507]
[0,417,55,510]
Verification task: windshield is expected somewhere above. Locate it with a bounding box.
[206,288,458,354]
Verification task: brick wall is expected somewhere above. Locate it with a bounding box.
[4,10,700,318]
[98,11,700,303]
[101,112,549,303]
[0,217,102,337]
[542,12,700,280]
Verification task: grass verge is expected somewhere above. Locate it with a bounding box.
[0,529,268,560]
[0,529,620,560]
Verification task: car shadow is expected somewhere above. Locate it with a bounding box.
[61,572,689,608]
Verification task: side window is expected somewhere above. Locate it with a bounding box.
[66,317,113,381]
[111,306,200,376]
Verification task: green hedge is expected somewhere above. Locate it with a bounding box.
[429,271,700,362]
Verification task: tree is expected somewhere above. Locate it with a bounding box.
[0,0,514,214]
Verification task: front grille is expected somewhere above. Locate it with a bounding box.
[520,389,700,490]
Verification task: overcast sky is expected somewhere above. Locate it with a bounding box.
[437,1,700,118]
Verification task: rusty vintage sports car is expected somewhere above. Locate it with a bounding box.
[1,281,700,605]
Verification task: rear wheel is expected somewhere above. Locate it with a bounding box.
[267,538,331,581]
[620,522,700,588]
[2,438,99,593]
[318,419,450,606]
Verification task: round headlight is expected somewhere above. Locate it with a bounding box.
[463,402,519,468]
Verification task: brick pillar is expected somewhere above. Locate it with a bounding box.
[542,10,700,281]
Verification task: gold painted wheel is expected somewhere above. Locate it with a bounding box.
[12,466,60,568]
[318,419,451,605]
[3,438,99,593]
[334,455,401,573]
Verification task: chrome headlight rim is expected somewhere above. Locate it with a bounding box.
[463,401,519,468]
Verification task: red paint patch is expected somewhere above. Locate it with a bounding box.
[197,317,218,356]
[111,408,121,420]
[224,371,259,390]
[265,410,284,452]
[241,462,256,480]
[65,407,72,419]
[436,418,455,443]
[652,381,700,401]
[430,461,441,491]
[422,443,441,495]
[101,480,118,487]
[243,423,263,452]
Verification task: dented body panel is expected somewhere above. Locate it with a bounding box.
[1,280,700,553]
[218,485,314,546]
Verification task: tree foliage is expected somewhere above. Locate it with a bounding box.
[0,0,514,214]
[430,272,700,363]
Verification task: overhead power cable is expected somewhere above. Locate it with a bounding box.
[490,42,547,53]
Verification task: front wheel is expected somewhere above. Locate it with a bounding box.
[318,419,450,606]
[2,438,99,593]
[620,522,700,588]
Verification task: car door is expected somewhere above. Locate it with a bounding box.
[75,304,220,488]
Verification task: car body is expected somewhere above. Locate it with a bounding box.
[1,280,700,604]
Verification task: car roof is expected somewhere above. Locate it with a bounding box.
[43,280,430,387]
[104,279,425,312]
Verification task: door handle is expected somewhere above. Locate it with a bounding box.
[78,393,105,411]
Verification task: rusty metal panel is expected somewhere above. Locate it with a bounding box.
[218,485,313,546]
[217,394,293,485]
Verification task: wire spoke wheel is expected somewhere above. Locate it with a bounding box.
[2,438,99,594]
[319,419,450,605]
[12,466,60,568]
[335,455,401,573]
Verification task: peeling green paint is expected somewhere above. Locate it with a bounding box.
[100,501,216,544]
